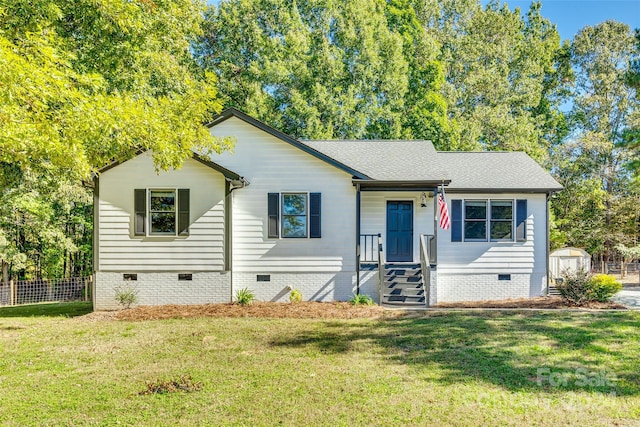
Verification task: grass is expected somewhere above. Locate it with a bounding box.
[1,305,639,426]
[0,301,92,318]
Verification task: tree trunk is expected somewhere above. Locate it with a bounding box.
[1,260,8,284]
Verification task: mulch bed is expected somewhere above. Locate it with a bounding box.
[76,297,627,322]
[115,301,388,321]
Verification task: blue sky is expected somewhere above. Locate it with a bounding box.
[483,0,640,41]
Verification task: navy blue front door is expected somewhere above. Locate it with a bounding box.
[386,201,413,262]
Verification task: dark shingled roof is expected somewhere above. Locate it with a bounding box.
[302,140,562,192]
[209,109,562,193]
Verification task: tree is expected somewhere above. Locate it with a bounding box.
[0,0,230,280]
[551,21,639,263]
[623,29,640,179]
[419,0,567,159]
[195,0,450,144]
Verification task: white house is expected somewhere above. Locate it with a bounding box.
[93,109,563,310]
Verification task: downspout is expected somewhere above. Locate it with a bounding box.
[225,177,249,302]
[355,183,361,295]
[93,175,99,309]
[546,192,551,297]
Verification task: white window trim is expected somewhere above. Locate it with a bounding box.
[147,188,178,237]
[463,199,515,243]
[280,191,309,239]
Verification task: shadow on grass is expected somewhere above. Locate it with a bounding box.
[270,311,640,396]
[0,302,93,318]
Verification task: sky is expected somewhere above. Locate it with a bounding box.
[482,0,640,41]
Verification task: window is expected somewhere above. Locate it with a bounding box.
[267,192,321,239]
[454,199,522,242]
[134,188,190,237]
[490,200,513,241]
[282,193,308,238]
[464,200,487,241]
[150,190,176,235]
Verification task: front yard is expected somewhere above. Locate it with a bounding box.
[1,302,639,426]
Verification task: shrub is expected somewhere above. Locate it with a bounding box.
[289,289,302,303]
[556,269,623,305]
[589,274,623,302]
[114,283,139,309]
[556,268,593,305]
[349,293,375,306]
[235,287,256,306]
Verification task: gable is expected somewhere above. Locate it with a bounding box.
[207,115,359,183]
[207,108,368,179]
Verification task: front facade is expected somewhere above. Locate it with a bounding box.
[93,109,562,310]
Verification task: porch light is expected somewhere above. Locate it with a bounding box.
[420,192,428,207]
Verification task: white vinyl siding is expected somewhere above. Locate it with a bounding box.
[98,154,226,271]
[209,117,355,273]
[360,191,435,263]
[437,193,545,275]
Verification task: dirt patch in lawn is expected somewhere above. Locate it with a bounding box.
[77,298,626,322]
[434,296,626,310]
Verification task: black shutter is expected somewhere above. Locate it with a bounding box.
[451,199,462,242]
[268,193,279,238]
[516,199,527,242]
[178,189,190,236]
[134,189,146,236]
[309,193,321,238]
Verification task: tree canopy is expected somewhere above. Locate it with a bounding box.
[0,0,231,279]
[550,21,639,260]
[195,0,451,145]
[1,0,639,278]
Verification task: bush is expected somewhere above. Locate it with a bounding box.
[556,268,593,305]
[235,287,256,306]
[349,293,375,306]
[114,283,139,309]
[590,274,623,302]
[289,289,302,303]
[556,269,622,305]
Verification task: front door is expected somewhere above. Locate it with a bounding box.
[386,201,413,262]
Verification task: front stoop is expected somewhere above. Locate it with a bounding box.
[382,263,426,307]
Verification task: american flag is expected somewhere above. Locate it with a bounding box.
[438,186,451,230]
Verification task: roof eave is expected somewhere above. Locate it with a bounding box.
[353,179,452,187]
[445,187,564,194]
[207,108,371,180]
[96,149,246,183]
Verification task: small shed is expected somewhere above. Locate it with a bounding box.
[550,247,591,281]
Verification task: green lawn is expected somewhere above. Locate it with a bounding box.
[1,303,639,426]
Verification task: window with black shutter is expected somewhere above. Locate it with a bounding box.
[134,189,189,237]
[267,192,321,239]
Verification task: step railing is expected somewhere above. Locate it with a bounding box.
[358,233,384,303]
[359,233,381,263]
[419,234,435,307]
